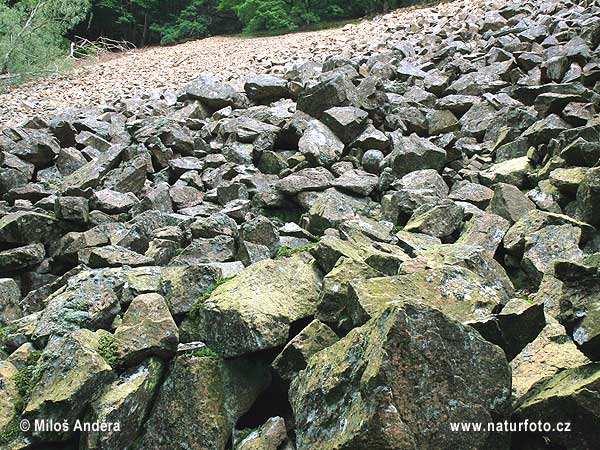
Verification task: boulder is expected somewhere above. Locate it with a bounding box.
[114,293,178,366]
[468,298,545,361]
[0,243,45,272]
[290,303,512,450]
[511,322,590,402]
[0,278,22,325]
[298,120,344,167]
[272,320,338,382]
[24,329,115,441]
[160,265,222,316]
[522,224,584,285]
[297,72,357,118]
[244,74,289,101]
[88,245,154,268]
[389,133,446,177]
[513,363,600,450]
[135,353,270,449]
[190,253,322,357]
[81,358,164,450]
[577,167,600,226]
[233,417,288,450]
[404,200,464,239]
[306,188,371,235]
[488,183,536,223]
[556,259,600,361]
[186,74,244,109]
[321,106,368,144]
[457,213,510,257]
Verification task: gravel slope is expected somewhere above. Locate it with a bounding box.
[0,1,476,125]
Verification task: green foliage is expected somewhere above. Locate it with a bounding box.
[189,346,220,360]
[218,0,406,33]
[150,0,211,45]
[0,0,91,76]
[97,333,119,367]
[12,351,44,414]
[275,243,318,258]
[0,422,20,446]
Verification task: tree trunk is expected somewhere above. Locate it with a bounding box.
[141,12,148,47]
[1,0,46,74]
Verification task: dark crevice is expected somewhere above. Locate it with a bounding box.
[235,379,292,430]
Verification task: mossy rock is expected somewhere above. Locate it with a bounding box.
[189,253,322,357]
[290,303,511,450]
[134,354,270,449]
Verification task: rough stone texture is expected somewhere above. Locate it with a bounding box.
[135,354,270,450]
[513,363,600,450]
[114,293,179,366]
[190,253,322,357]
[233,417,288,450]
[290,303,512,450]
[556,259,600,361]
[272,319,338,382]
[81,358,164,450]
[511,322,590,402]
[488,183,536,223]
[24,329,115,442]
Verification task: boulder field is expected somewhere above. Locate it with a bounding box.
[1,0,600,449]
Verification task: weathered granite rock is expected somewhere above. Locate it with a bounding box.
[190,253,322,357]
[511,322,590,402]
[290,303,512,450]
[298,120,344,167]
[488,183,536,223]
[114,293,178,366]
[513,363,600,450]
[24,329,115,441]
[135,353,270,450]
[272,320,338,382]
[81,358,164,450]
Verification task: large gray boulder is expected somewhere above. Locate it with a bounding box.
[290,303,512,450]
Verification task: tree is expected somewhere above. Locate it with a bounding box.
[0,0,91,75]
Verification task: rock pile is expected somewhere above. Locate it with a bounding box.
[1,0,600,449]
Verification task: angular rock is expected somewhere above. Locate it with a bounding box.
[190,253,321,357]
[306,188,371,235]
[404,200,464,240]
[272,320,338,382]
[0,243,45,272]
[233,417,288,450]
[513,363,600,450]
[82,358,164,450]
[245,74,289,101]
[556,259,600,361]
[24,329,115,441]
[114,293,178,366]
[88,245,154,268]
[577,167,600,226]
[135,353,270,449]
[276,167,333,195]
[511,322,590,402]
[487,183,536,223]
[522,224,584,285]
[160,265,222,316]
[290,303,511,450]
[298,120,344,167]
[457,213,510,257]
[389,133,446,177]
[186,74,244,109]
[321,106,368,144]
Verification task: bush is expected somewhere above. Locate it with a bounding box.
[0,0,91,76]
